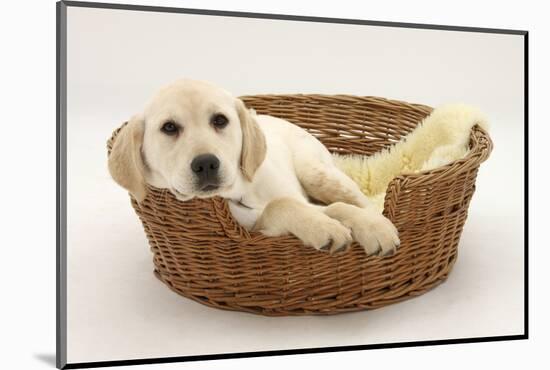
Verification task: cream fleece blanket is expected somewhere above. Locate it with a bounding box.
[332,104,489,211]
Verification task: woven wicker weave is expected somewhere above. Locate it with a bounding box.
[107,95,492,316]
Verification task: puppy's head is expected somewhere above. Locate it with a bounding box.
[108,79,266,202]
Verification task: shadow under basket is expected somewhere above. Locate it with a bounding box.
[107,95,493,316]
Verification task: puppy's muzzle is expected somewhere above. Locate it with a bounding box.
[191,154,221,191]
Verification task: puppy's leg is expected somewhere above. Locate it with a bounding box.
[320,202,400,256]
[291,133,372,208]
[253,197,353,254]
[298,162,372,208]
[294,147,400,256]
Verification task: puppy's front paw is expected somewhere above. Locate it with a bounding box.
[325,203,400,257]
[352,211,400,257]
[297,214,353,255]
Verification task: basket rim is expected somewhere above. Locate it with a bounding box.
[395,124,492,180]
[239,93,433,107]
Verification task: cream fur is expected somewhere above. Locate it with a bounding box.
[332,104,489,211]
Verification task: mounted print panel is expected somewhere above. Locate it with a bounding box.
[57,1,527,368]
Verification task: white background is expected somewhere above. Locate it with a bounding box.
[0,0,546,369]
[65,4,525,365]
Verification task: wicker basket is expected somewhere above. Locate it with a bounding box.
[107,95,492,316]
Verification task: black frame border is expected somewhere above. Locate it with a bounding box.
[57,1,67,369]
[56,1,529,369]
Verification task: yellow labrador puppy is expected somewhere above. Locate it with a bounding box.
[109,79,399,256]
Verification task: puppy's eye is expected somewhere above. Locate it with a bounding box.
[211,114,229,129]
[161,121,179,135]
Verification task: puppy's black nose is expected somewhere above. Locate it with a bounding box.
[191,154,220,181]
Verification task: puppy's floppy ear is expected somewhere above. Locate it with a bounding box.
[236,98,266,181]
[108,115,147,202]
